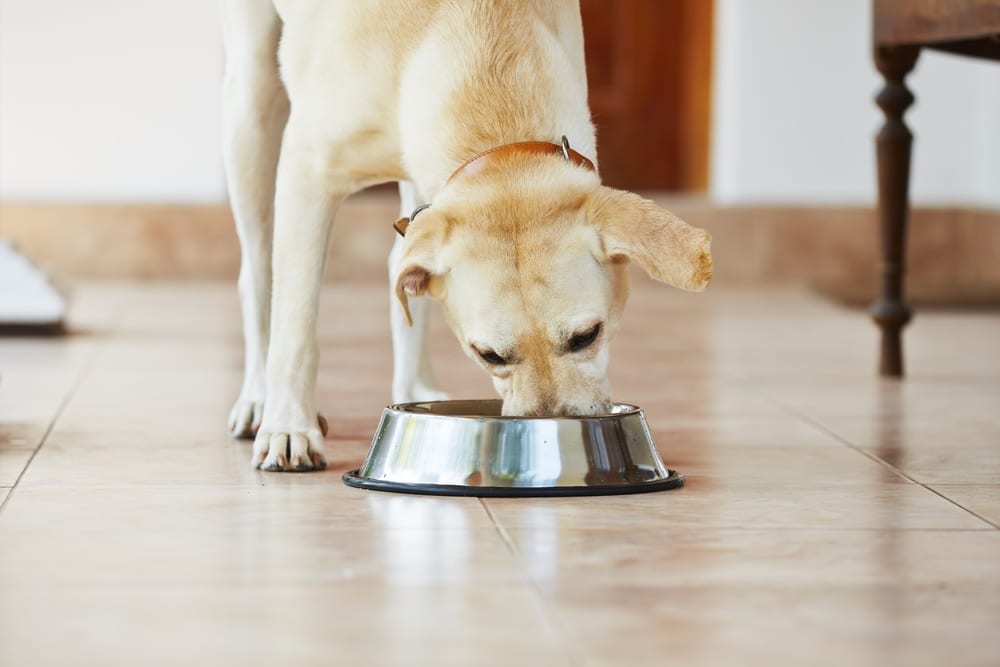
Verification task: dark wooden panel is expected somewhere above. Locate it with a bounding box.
[581,0,713,191]
[874,0,1000,45]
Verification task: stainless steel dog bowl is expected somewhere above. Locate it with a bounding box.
[343,400,683,497]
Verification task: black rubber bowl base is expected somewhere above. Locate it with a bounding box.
[342,469,684,498]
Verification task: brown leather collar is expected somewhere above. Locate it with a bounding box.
[447,138,595,183]
[393,136,595,237]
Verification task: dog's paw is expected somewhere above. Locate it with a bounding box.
[393,382,450,404]
[228,397,264,439]
[229,398,329,443]
[252,423,327,472]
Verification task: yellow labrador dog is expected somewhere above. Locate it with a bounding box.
[220,0,712,472]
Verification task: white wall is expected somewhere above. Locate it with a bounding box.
[711,0,1000,207]
[1,0,997,206]
[0,0,225,202]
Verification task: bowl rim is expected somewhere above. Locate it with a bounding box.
[385,399,643,422]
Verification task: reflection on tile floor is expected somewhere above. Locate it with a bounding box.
[0,281,998,666]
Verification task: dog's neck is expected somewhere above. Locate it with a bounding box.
[398,2,597,200]
[393,139,595,237]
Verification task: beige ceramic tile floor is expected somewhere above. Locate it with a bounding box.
[1,279,998,667]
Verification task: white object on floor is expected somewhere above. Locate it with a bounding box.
[0,239,67,326]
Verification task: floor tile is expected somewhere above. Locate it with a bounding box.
[485,481,990,531]
[544,583,1000,667]
[870,446,1000,485]
[931,484,1000,526]
[759,377,1000,423]
[0,447,34,486]
[0,419,51,450]
[1,279,997,666]
[1,483,497,534]
[648,414,844,448]
[0,585,572,667]
[662,441,906,486]
[0,520,520,591]
[504,526,1000,589]
[821,415,1000,453]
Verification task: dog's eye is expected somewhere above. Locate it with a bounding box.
[568,323,602,353]
[476,348,507,366]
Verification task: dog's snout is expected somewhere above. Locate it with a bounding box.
[511,400,611,418]
[520,405,566,418]
[517,400,561,418]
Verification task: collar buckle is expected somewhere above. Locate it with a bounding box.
[393,203,431,238]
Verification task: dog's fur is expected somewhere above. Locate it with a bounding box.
[220,0,712,471]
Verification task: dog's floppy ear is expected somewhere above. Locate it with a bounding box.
[588,188,712,291]
[393,210,450,326]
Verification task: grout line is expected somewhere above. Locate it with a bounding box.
[479,498,517,553]
[0,289,132,514]
[479,499,588,667]
[0,399,73,514]
[758,391,1000,531]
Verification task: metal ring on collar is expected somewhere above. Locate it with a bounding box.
[409,203,431,221]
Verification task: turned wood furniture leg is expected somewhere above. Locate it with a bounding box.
[872,44,919,378]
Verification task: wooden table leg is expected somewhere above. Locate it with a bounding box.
[872,44,919,378]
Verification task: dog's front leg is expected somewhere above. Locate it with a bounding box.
[220,0,287,439]
[253,135,341,472]
[388,181,449,404]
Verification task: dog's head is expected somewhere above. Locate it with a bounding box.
[394,155,712,416]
